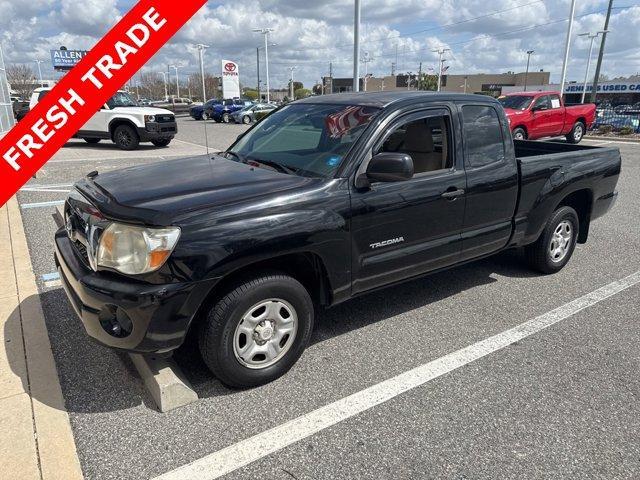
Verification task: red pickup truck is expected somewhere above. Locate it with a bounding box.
[498,91,596,143]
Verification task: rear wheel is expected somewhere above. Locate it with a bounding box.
[201,111,210,121]
[525,206,579,274]
[222,112,231,123]
[242,115,251,124]
[566,121,585,144]
[512,127,527,140]
[113,125,139,150]
[83,138,101,144]
[198,272,314,388]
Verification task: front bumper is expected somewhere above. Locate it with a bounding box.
[137,121,177,142]
[54,229,216,353]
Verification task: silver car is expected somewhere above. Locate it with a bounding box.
[231,103,277,124]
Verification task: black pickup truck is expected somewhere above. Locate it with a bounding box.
[55,92,620,387]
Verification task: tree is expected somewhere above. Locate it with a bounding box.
[138,72,166,100]
[312,83,323,95]
[417,74,438,91]
[7,64,36,99]
[187,73,220,101]
[243,89,259,101]
[294,88,311,100]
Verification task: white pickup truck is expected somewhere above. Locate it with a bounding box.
[29,89,177,150]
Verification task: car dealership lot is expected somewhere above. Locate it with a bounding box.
[14,122,640,479]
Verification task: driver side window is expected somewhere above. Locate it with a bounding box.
[533,96,550,110]
[376,114,452,175]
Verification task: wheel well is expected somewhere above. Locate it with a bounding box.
[191,252,332,330]
[557,189,592,243]
[109,119,138,140]
[513,125,527,137]
[576,117,586,127]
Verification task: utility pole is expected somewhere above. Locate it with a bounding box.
[353,0,361,92]
[590,0,613,104]
[288,66,297,100]
[579,31,607,103]
[169,65,180,98]
[463,76,468,93]
[417,62,422,91]
[256,47,260,97]
[253,28,274,102]
[196,44,210,102]
[361,51,372,92]
[329,62,333,94]
[524,50,534,91]
[559,0,577,99]
[34,60,44,87]
[160,72,168,101]
[433,48,450,92]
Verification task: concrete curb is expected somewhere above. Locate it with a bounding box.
[586,134,640,143]
[6,197,84,480]
[53,206,198,413]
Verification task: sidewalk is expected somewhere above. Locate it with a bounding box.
[0,197,83,479]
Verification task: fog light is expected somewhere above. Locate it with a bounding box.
[99,305,133,338]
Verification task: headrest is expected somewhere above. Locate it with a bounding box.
[402,122,434,152]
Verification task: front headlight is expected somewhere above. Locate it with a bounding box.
[96,223,180,275]
[145,114,156,123]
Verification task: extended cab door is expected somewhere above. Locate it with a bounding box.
[457,103,518,261]
[546,93,565,135]
[350,107,466,294]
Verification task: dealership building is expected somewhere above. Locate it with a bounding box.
[502,78,640,105]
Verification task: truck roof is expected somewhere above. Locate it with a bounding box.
[295,91,500,108]
[503,91,561,97]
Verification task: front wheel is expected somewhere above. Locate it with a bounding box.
[201,111,210,121]
[512,127,527,141]
[566,121,585,144]
[151,138,171,147]
[198,272,314,388]
[222,112,231,123]
[242,115,251,124]
[525,206,579,274]
[113,125,140,150]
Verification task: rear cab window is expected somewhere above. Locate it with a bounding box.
[461,105,506,169]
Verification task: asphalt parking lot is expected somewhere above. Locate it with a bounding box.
[14,120,640,479]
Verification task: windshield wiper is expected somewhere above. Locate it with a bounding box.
[249,158,298,175]
[224,151,245,162]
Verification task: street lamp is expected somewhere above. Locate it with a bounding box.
[353,0,361,92]
[34,60,44,87]
[578,31,608,104]
[195,44,210,102]
[524,50,534,92]
[253,28,274,102]
[160,72,168,101]
[361,51,372,92]
[256,43,276,101]
[432,48,450,92]
[288,66,297,100]
[169,65,180,98]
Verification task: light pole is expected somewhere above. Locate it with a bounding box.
[579,31,608,103]
[288,66,297,100]
[34,60,44,87]
[353,0,361,92]
[559,0,577,99]
[169,65,180,99]
[432,48,450,92]
[256,43,276,101]
[590,0,613,103]
[196,44,210,102]
[253,28,274,102]
[524,50,534,91]
[361,51,372,91]
[160,72,168,101]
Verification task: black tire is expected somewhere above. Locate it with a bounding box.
[525,206,579,274]
[242,115,251,124]
[222,112,231,123]
[198,272,314,388]
[512,127,527,141]
[113,124,140,150]
[202,111,210,121]
[566,121,585,144]
[151,138,171,147]
[83,138,101,144]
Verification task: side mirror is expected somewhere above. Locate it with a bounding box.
[357,152,414,188]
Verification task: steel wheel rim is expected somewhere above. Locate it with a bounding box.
[514,131,524,140]
[233,298,298,369]
[574,124,583,141]
[549,220,573,262]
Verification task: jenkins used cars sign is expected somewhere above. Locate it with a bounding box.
[222,60,240,99]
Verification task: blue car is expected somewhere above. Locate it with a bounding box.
[190,99,222,120]
[205,98,253,123]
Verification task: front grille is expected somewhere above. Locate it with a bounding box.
[160,126,176,133]
[156,115,175,123]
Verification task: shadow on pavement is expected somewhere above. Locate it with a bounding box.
[61,141,168,151]
[6,248,537,413]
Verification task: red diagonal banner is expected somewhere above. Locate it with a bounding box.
[0,0,207,206]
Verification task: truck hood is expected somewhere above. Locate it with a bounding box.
[74,155,321,226]
[111,106,174,116]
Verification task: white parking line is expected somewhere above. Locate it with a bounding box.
[153,270,640,480]
[21,200,66,209]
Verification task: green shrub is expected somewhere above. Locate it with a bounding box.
[619,126,634,136]
[597,125,613,135]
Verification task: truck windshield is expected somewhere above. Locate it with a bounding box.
[498,96,533,110]
[227,103,380,178]
[107,92,138,108]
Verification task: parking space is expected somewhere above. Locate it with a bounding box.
[14,126,640,479]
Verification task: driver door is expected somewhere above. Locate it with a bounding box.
[349,108,466,294]
[80,102,110,136]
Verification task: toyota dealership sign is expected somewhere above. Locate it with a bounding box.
[221,59,240,99]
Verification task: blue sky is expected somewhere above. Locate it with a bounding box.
[1,0,638,90]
